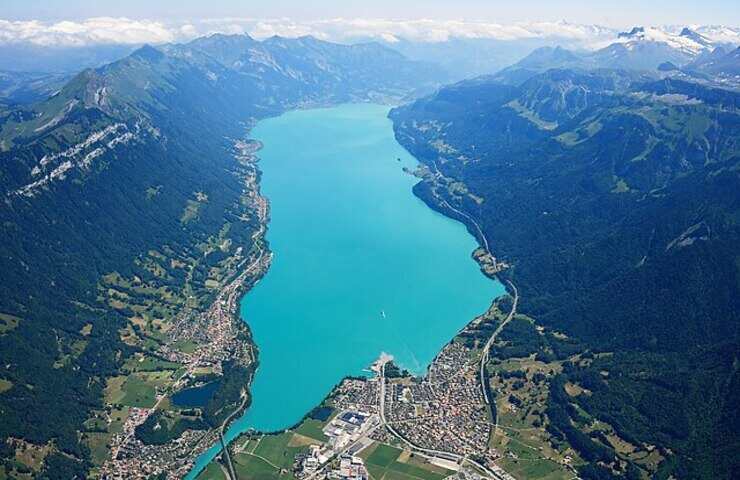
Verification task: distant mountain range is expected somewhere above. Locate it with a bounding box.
[0,22,737,84]
[1,34,448,196]
[0,70,70,106]
[495,26,740,84]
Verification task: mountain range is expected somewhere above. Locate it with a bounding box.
[0,23,738,87]
[495,26,740,85]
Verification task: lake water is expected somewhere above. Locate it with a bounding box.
[186,103,504,478]
[171,381,219,408]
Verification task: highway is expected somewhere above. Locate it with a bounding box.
[480,281,518,410]
[431,160,490,254]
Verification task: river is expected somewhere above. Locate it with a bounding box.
[186,103,504,478]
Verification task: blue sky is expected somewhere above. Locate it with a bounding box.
[2,0,738,27]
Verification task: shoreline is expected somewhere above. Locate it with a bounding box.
[184,102,508,480]
[98,132,273,480]
[178,136,273,479]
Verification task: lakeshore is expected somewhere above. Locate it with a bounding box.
[187,103,505,478]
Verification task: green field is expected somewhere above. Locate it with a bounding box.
[364,444,451,480]
[123,354,180,373]
[498,456,571,480]
[83,432,112,466]
[293,418,328,442]
[196,461,228,480]
[253,433,304,470]
[200,417,325,480]
[233,454,284,480]
[367,461,450,480]
[173,338,199,354]
[367,444,402,467]
[106,374,158,407]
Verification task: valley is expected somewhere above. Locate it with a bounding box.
[0,15,737,480]
[0,36,447,479]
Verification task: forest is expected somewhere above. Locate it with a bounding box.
[391,69,740,478]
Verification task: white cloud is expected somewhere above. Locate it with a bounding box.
[0,17,176,46]
[223,18,619,45]
[0,17,736,49]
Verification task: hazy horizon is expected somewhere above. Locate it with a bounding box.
[0,16,738,51]
[2,0,739,27]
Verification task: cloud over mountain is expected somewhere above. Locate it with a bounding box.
[0,17,177,46]
[0,17,737,52]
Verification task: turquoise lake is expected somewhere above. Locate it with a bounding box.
[187,103,504,478]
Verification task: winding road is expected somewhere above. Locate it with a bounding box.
[431,160,490,254]
[480,281,518,410]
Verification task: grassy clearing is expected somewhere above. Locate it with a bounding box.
[492,420,577,478]
[487,354,578,479]
[253,433,303,470]
[403,454,451,476]
[387,460,450,480]
[13,440,50,472]
[363,446,452,480]
[293,418,328,442]
[120,375,156,407]
[196,461,228,480]
[181,199,201,224]
[498,456,571,480]
[104,376,126,404]
[123,354,180,373]
[105,373,159,407]
[83,432,112,466]
[109,406,129,434]
[611,177,631,194]
[233,453,287,480]
[0,313,20,334]
[0,379,12,394]
[287,433,318,447]
[173,338,199,354]
[506,100,558,131]
[366,444,402,467]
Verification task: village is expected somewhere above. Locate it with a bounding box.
[99,138,271,479]
[300,333,518,480]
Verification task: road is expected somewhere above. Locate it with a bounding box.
[480,281,518,410]
[431,160,490,254]
[201,187,269,480]
[218,387,251,480]
[219,432,238,480]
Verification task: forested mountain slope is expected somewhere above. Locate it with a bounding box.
[391,69,740,479]
[0,35,444,478]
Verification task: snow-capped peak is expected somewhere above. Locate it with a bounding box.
[614,26,712,55]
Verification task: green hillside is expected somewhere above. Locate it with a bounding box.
[390,70,740,479]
